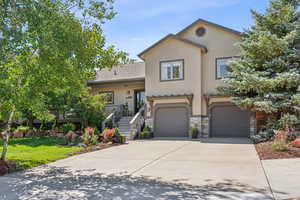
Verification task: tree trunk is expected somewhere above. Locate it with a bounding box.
[27,116,34,129]
[1,108,15,161]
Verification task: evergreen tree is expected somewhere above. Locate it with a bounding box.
[218,0,300,128]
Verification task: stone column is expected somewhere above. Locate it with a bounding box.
[189,116,201,138]
[201,116,209,138]
[250,113,257,136]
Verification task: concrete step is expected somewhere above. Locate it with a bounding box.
[119,127,130,131]
[120,129,130,133]
[119,121,131,124]
[118,124,130,127]
[118,127,130,130]
[119,116,132,120]
[118,122,131,125]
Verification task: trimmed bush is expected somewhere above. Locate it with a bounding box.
[61,123,76,134]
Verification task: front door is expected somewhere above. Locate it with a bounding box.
[134,90,145,113]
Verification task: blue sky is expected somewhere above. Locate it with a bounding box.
[102,0,270,60]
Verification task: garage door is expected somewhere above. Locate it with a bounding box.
[211,104,250,137]
[155,106,189,137]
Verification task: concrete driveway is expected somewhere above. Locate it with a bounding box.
[262,158,300,200]
[0,138,274,200]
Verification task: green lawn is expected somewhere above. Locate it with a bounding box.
[0,137,82,170]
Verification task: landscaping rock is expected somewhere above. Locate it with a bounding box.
[65,131,78,143]
[78,143,87,148]
[0,160,9,176]
[56,133,64,138]
[6,161,16,173]
[13,131,24,138]
[25,129,35,137]
[76,130,83,136]
[39,130,48,137]
[48,130,57,137]
[291,138,300,148]
[35,130,43,137]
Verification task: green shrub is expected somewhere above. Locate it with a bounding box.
[139,132,145,139]
[287,131,300,142]
[105,120,113,129]
[94,128,101,136]
[17,126,30,132]
[290,131,300,137]
[191,127,199,139]
[62,123,76,134]
[143,126,152,132]
[140,126,153,139]
[251,129,275,144]
[278,114,300,130]
[272,142,288,152]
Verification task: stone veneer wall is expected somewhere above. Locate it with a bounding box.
[201,116,209,138]
[189,116,201,138]
[189,116,210,138]
[250,113,257,136]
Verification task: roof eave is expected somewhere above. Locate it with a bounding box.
[87,77,145,85]
[176,18,242,36]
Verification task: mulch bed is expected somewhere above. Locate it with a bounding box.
[74,143,121,155]
[255,141,300,160]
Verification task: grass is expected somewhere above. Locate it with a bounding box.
[0,137,82,171]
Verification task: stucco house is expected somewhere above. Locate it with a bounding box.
[88,18,256,139]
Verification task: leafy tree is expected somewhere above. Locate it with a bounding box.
[218,0,300,129]
[0,0,128,161]
[73,91,108,128]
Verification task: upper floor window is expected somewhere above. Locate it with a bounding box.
[216,57,238,79]
[160,59,184,81]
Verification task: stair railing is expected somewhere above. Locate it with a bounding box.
[101,105,123,131]
[129,104,145,140]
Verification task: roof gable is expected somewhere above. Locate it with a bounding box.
[176,18,242,36]
[138,34,207,59]
[138,18,241,60]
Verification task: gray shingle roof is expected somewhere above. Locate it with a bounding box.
[88,62,145,84]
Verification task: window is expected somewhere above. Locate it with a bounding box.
[160,60,184,81]
[216,57,238,79]
[99,91,114,104]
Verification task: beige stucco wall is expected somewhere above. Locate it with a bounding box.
[178,22,241,114]
[91,84,144,113]
[143,38,202,116]
[202,97,232,115]
[178,22,241,94]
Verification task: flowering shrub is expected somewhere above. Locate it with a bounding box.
[100,128,126,143]
[101,128,116,143]
[84,126,95,136]
[81,126,98,145]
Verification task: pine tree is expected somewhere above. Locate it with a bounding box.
[218,0,300,128]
